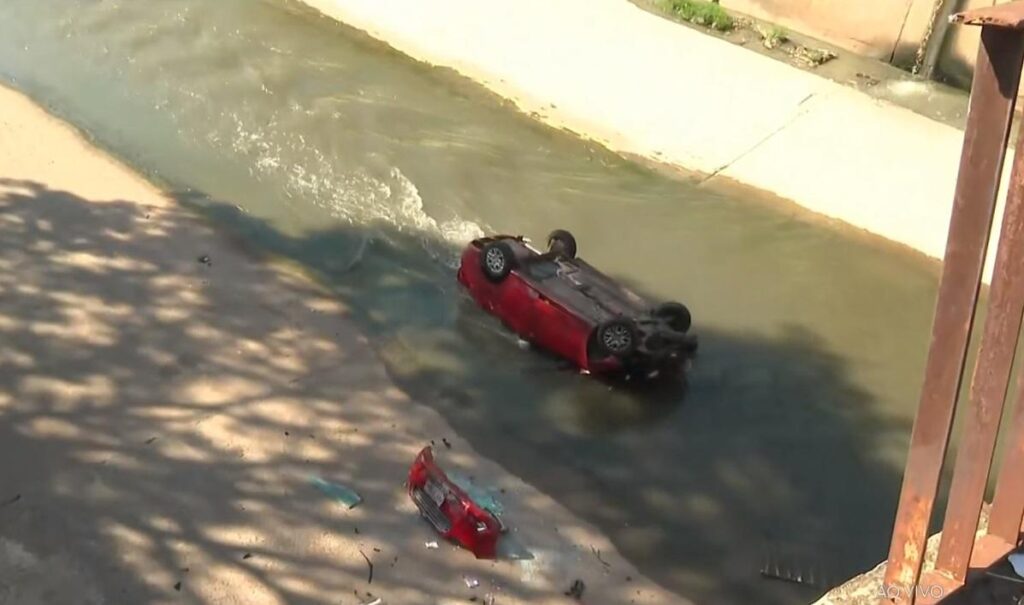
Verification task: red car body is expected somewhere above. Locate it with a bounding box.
[407,446,503,559]
[457,234,696,377]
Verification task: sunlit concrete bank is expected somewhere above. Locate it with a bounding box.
[0,84,684,605]
[301,0,1011,282]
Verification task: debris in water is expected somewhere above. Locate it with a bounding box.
[464,576,480,589]
[565,579,585,600]
[442,438,452,449]
[174,582,182,592]
[425,541,439,549]
[362,598,382,605]
[1010,552,1024,578]
[310,476,362,509]
[517,338,529,349]
[145,436,158,444]
[242,553,252,560]
[196,254,211,266]
[2,494,21,507]
[358,549,374,584]
[759,549,818,587]
[592,546,611,568]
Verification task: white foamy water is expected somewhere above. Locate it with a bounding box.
[224,112,485,267]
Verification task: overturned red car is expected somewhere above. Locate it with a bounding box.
[407,446,504,559]
[457,229,697,378]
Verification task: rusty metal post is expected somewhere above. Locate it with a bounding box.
[955,2,1024,561]
[933,82,1024,583]
[988,340,1024,544]
[881,20,1024,605]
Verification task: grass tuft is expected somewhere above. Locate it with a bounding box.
[658,0,735,32]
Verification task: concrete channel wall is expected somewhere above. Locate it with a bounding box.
[720,0,1000,89]
[719,0,938,65]
[301,0,1012,283]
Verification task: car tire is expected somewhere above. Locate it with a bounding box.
[654,302,691,333]
[480,241,516,283]
[547,229,577,259]
[596,318,639,357]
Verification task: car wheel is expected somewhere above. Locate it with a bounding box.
[547,229,577,259]
[480,241,516,282]
[654,302,691,333]
[596,318,638,357]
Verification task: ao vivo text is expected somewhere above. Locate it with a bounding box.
[877,583,946,600]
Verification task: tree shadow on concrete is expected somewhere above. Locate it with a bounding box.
[178,189,912,605]
[0,179,577,605]
[0,180,912,605]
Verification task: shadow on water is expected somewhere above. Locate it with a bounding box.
[175,189,911,605]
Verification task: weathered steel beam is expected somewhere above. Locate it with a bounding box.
[880,26,1024,605]
[951,1,1024,30]
[989,381,1024,543]
[989,327,1024,544]
[934,68,1024,582]
[969,55,1024,549]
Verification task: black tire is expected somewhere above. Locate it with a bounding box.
[654,302,691,333]
[547,229,577,259]
[596,318,638,357]
[480,241,516,282]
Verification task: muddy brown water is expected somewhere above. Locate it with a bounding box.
[0,1,963,602]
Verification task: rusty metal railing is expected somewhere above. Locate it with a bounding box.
[881,3,1024,604]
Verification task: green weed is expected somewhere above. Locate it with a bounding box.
[658,0,735,32]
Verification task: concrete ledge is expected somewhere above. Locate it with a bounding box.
[300,0,1009,282]
[812,507,992,605]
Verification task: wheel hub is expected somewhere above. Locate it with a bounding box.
[485,248,505,274]
[603,325,632,352]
